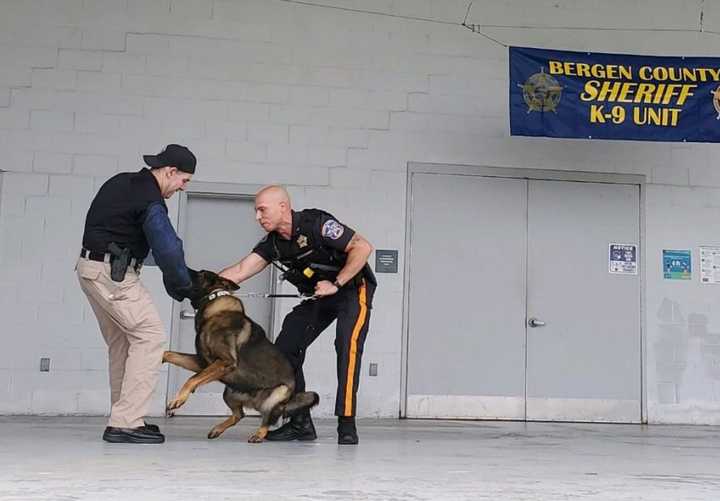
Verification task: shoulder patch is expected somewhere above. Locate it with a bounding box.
[321,219,345,240]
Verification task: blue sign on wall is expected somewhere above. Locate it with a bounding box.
[663,249,692,280]
[510,47,720,142]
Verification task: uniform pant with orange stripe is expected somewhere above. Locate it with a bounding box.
[275,279,376,417]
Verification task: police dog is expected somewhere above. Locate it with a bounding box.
[162,269,319,443]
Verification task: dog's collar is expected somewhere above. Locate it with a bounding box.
[206,289,232,302]
[196,289,233,310]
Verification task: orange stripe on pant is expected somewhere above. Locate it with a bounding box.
[343,281,368,416]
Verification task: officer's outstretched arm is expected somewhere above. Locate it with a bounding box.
[336,233,374,286]
[219,252,269,285]
[142,202,194,301]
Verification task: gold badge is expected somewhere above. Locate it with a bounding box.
[297,235,308,248]
[517,67,563,113]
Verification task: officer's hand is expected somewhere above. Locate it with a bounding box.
[314,280,338,297]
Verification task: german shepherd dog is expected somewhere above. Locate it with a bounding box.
[162,270,319,443]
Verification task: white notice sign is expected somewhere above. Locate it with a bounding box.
[609,243,638,275]
[700,246,720,284]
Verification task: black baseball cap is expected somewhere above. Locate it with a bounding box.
[143,144,196,174]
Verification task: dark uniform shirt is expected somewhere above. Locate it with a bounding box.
[82,168,192,300]
[252,209,376,294]
[82,168,162,259]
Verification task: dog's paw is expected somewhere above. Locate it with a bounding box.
[166,395,188,412]
[248,428,267,444]
[208,428,224,440]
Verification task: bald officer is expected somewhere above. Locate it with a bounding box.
[220,186,377,445]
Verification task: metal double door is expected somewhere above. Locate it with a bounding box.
[405,172,641,422]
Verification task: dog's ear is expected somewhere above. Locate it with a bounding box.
[200,269,239,291]
[201,269,223,291]
[214,272,240,291]
[223,278,240,291]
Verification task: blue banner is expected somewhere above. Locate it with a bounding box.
[509,46,720,142]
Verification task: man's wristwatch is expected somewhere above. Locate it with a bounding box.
[333,279,343,288]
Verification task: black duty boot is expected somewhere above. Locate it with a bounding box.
[102,426,165,444]
[266,412,317,442]
[143,421,160,433]
[337,416,358,445]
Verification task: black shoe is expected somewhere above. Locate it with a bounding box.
[102,426,165,444]
[143,421,160,433]
[337,417,358,445]
[266,412,317,442]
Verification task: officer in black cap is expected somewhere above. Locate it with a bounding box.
[76,144,200,444]
[220,185,377,445]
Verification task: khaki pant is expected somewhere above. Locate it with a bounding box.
[76,257,165,429]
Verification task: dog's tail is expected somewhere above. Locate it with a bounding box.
[283,391,319,417]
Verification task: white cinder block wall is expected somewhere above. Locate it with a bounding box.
[1,0,719,423]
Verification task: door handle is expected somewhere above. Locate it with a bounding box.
[528,317,546,328]
[180,309,196,319]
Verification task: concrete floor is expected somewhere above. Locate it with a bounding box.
[0,417,719,501]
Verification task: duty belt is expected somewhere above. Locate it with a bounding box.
[80,248,143,270]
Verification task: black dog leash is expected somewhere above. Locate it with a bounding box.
[234,292,309,299]
[181,291,310,319]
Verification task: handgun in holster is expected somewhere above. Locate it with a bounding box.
[108,242,131,282]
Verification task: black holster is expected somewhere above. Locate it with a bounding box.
[108,242,131,282]
[281,268,316,296]
[280,263,359,295]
